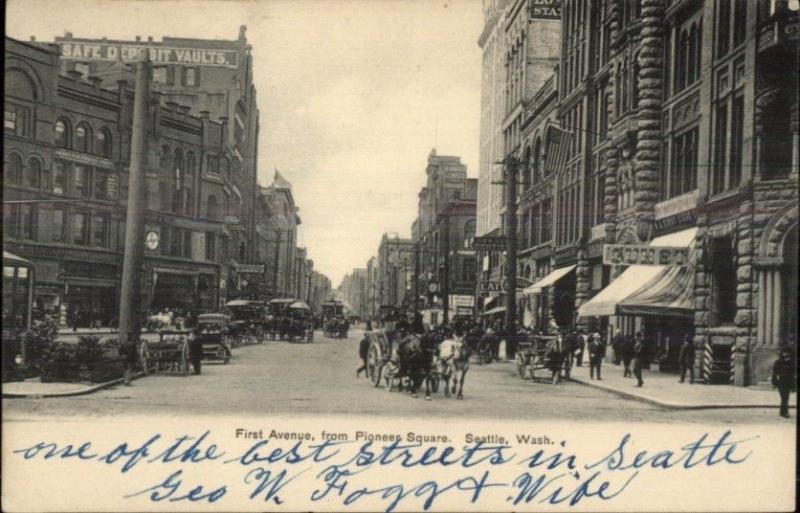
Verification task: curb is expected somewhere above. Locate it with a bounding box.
[570,376,795,410]
[2,372,145,399]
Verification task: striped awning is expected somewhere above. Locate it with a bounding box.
[482,306,506,316]
[522,265,576,295]
[578,228,697,318]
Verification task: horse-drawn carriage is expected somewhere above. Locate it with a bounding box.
[194,313,233,363]
[284,301,314,343]
[139,330,192,376]
[324,317,348,338]
[225,300,268,345]
[515,334,559,381]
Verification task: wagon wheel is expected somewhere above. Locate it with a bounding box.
[139,341,150,376]
[367,343,383,387]
[516,352,526,379]
[180,340,189,377]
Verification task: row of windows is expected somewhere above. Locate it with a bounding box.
[5,103,31,137]
[519,198,553,249]
[4,205,112,248]
[54,118,112,157]
[5,155,118,201]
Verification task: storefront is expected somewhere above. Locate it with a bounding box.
[521,264,576,330]
[148,265,219,314]
[577,228,697,373]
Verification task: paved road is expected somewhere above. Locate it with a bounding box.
[2,328,787,424]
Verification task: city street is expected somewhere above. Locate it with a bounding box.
[3,328,786,425]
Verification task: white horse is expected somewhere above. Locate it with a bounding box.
[438,336,471,399]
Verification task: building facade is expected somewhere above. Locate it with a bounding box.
[376,233,415,308]
[497,0,798,385]
[255,172,301,299]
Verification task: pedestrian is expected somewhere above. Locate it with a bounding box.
[589,332,605,380]
[119,334,138,386]
[622,334,634,377]
[189,327,203,374]
[678,335,695,384]
[612,332,624,365]
[632,332,644,387]
[576,329,587,367]
[356,334,370,378]
[366,317,373,331]
[547,335,563,385]
[772,346,796,418]
[562,330,577,379]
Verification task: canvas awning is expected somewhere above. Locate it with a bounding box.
[482,306,506,316]
[522,264,576,295]
[226,299,253,307]
[289,301,311,310]
[3,251,34,267]
[578,228,697,318]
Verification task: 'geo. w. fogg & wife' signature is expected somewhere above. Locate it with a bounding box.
[13,429,756,511]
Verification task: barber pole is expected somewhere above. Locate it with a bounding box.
[703,339,714,382]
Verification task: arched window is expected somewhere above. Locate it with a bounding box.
[26,157,43,189]
[533,136,542,181]
[54,118,70,148]
[688,24,698,85]
[160,145,171,170]
[6,153,23,184]
[678,29,689,91]
[75,123,91,152]
[207,194,219,219]
[95,128,112,157]
[632,55,640,108]
[6,69,38,101]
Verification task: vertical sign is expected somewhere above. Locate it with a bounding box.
[529,0,561,20]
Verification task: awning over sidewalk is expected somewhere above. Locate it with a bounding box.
[482,306,506,316]
[522,264,576,295]
[3,251,34,267]
[578,228,697,318]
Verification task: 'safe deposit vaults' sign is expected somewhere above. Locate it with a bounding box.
[58,42,239,68]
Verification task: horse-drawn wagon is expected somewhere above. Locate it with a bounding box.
[194,313,233,363]
[225,300,268,345]
[139,330,192,376]
[285,301,314,343]
[515,334,559,381]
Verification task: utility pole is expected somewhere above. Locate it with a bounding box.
[442,213,451,325]
[272,230,282,297]
[118,50,151,347]
[504,156,519,334]
[413,242,420,321]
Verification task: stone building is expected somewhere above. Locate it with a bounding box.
[377,234,415,308]
[4,36,231,325]
[338,268,368,317]
[502,0,798,385]
[255,172,300,299]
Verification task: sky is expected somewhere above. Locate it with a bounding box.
[6,0,483,287]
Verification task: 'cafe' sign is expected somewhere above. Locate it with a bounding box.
[603,244,690,267]
[58,42,238,68]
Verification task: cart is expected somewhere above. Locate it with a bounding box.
[195,313,233,363]
[286,301,314,343]
[365,330,392,387]
[139,331,191,376]
[226,300,268,344]
[515,334,558,381]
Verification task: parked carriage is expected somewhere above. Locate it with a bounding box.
[515,334,559,381]
[139,330,192,376]
[225,299,268,345]
[324,317,348,338]
[194,313,233,363]
[279,301,313,343]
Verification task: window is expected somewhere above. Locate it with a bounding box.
[18,205,36,240]
[463,219,476,249]
[733,0,747,48]
[718,0,731,57]
[667,127,699,199]
[75,123,91,152]
[205,232,216,261]
[5,104,31,136]
[207,194,220,219]
[74,62,91,78]
[160,145,171,170]
[93,169,115,200]
[729,94,744,188]
[207,155,219,175]
[41,208,66,243]
[186,151,196,174]
[71,212,89,245]
[184,67,198,87]
[53,160,67,195]
[761,100,793,179]
[675,22,702,93]
[73,164,90,198]
[461,257,476,283]
[54,118,70,148]
[541,198,552,242]
[710,236,736,325]
[153,67,167,84]
[95,128,111,157]
[92,214,109,247]
[712,103,728,195]
[6,153,23,184]
[25,157,43,189]
[169,228,191,257]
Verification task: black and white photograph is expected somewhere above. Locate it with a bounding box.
[2,0,798,511]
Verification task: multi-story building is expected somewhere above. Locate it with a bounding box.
[53,27,262,302]
[255,172,300,299]
[338,268,368,317]
[308,271,332,313]
[4,36,231,325]
[377,233,415,308]
[365,256,379,317]
[506,0,798,385]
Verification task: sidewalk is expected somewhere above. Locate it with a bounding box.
[2,373,142,399]
[567,361,796,410]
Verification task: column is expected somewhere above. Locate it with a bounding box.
[757,270,766,344]
[764,270,773,345]
[772,271,782,345]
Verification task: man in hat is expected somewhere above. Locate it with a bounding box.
[772,346,796,418]
[678,334,695,384]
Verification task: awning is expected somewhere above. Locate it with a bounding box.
[522,264,576,295]
[578,228,697,318]
[3,251,34,267]
[226,299,253,307]
[289,301,311,310]
[482,306,506,316]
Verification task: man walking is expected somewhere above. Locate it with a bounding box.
[678,335,695,384]
[772,347,795,418]
[632,332,645,387]
[576,329,588,367]
[589,332,605,380]
[356,333,370,378]
[622,334,635,377]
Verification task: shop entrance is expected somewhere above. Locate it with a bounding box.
[65,285,118,328]
[151,272,197,312]
[644,316,693,373]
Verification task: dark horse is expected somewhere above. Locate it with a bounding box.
[388,334,437,400]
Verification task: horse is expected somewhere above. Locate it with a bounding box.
[438,336,471,399]
[387,334,436,400]
[146,312,173,332]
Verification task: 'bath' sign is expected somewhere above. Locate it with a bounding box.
[58,42,238,68]
[603,244,690,267]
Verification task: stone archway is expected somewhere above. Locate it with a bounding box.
[758,202,798,261]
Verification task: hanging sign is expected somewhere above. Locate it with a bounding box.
[529,0,561,20]
[473,236,508,252]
